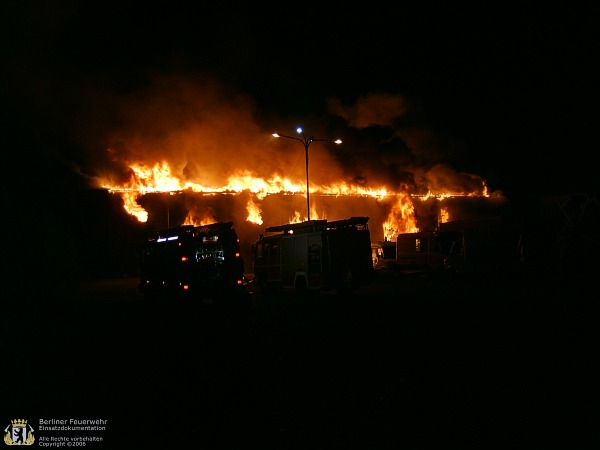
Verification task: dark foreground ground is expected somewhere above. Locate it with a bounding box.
[2,271,597,449]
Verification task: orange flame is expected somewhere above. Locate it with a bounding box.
[246,198,263,225]
[382,193,419,241]
[120,190,148,223]
[182,211,217,226]
[101,160,493,238]
[439,206,450,224]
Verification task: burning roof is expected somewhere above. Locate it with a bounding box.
[71,76,505,243]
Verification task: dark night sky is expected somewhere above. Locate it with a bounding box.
[1,2,599,283]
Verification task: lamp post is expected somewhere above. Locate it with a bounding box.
[273,127,342,222]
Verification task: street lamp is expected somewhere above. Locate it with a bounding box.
[273,127,342,222]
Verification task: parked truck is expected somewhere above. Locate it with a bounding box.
[393,216,523,275]
[372,239,397,271]
[440,216,524,276]
[395,231,446,272]
[139,221,249,303]
[251,216,374,294]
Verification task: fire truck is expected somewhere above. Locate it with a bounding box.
[395,231,447,271]
[251,216,374,294]
[139,221,249,303]
[393,216,524,275]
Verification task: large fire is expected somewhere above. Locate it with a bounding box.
[61,80,505,244]
[101,159,494,242]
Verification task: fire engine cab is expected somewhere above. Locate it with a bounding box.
[251,217,374,294]
[139,221,248,302]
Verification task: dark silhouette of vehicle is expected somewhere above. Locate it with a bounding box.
[251,217,374,294]
[392,216,524,276]
[139,221,249,304]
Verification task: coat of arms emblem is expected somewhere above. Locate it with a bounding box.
[4,419,35,446]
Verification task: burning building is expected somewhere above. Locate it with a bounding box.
[61,78,509,275]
